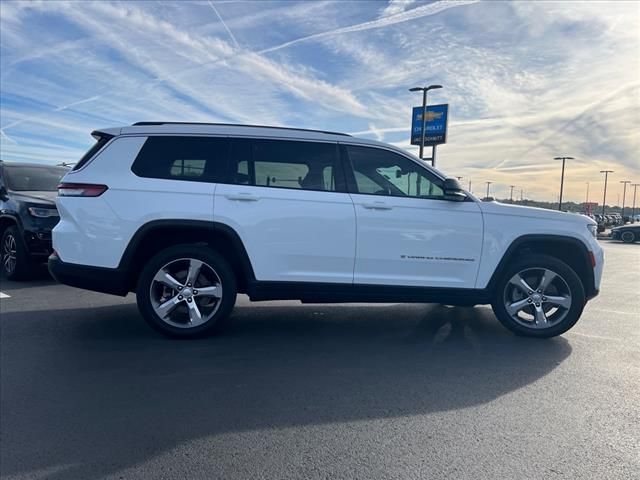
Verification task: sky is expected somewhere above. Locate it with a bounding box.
[1,0,639,203]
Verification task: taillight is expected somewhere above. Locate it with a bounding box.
[57,183,108,197]
[588,250,596,268]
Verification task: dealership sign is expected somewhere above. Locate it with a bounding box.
[411,104,448,146]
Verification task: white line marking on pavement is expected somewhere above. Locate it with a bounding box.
[0,292,10,299]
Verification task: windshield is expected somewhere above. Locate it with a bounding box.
[4,165,68,191]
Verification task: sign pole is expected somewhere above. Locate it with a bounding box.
[419,89,427,161]
[432,145,437,168]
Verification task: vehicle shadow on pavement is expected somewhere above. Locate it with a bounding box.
[1,302,571,480]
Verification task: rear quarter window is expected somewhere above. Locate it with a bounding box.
[131,136,230,183]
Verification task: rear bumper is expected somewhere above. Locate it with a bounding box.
[48,253,129,296]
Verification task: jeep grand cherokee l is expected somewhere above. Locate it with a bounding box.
[48,122,603,338]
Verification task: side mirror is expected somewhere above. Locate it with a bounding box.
[443,178,466,202]
[0,186,8,201]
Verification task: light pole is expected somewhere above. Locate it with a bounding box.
[620,180,631,220]
[586,182,590,204]
[485,181,492,200]
[409,84,442,165]
[631,183,639,223]
[600,170,614,216]
[554,156,573,211]
[468,180,472,193]
[510,185,515,203]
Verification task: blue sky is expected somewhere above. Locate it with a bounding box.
[1,0,638,202]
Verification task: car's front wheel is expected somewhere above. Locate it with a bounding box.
[621,231,636,243]
[136,245,237,338]
[1,226,34,280]
[492,254,585,338]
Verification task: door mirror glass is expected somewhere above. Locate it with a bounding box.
[443,177,466,202]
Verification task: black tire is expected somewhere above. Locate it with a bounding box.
[621,231,636,243]
[136,245,237,338]
[1,226,35,281]
[491,254,585,338]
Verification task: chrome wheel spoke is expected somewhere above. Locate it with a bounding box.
[196,285,222,298]
[506,298,529,315]
[186,259,203,286]
[538,269,557,293]
[186,300,203,325]
[509,273,535,294]
[156,295,182,318]
[153,270,183,290]
[533,305,549,327]
[545,295,571,309]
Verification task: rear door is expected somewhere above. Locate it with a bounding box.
[343,144,483,289]
[214,137,356,284]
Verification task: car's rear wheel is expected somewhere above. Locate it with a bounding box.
[492,254,585,338]
[621,231,636,243]
[1,226,34,280]
[136,245,237,338]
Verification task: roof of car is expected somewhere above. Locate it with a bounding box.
[0,161,68,168]
[99,122,386,147]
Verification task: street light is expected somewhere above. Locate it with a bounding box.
[631,183,639,223]
[409,84,442,164]
[485,181,492,200]
[468,180,472,193]
[510,185,515,203]
[600,170,614,216]
[620,180,631,220]
[585,182,590,204]
[554,156,574,211]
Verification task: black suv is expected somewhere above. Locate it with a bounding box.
[0,161,69,279]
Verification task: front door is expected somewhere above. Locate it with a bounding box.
[343,144,483,289]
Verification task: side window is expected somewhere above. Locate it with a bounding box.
[346,145,444,199]
[231,138,342,192]
[132,136,229,182]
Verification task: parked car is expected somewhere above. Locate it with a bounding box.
[49,122,604,339]
[0,161,69,279]
[610,224,639,243]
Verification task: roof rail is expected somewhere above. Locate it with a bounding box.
[131,122,351,137]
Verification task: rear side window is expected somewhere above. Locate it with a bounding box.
[72,134,113,171]
[230,138,343,192]
[132,136,229,182]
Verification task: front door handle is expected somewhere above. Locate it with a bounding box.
[362,202,392,210]
[225,193,260,201]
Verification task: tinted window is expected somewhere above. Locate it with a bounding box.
[72,134,113,171]
[132,136,229,182]
[231,138,342,192]
[346,145,444,199]
[4,165,68,191]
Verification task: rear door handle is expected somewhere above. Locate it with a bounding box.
[362,202,393,210]
[225,193,260,201]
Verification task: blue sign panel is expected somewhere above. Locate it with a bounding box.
[411,103,448,146]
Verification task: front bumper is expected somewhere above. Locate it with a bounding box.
[48,253,129,296]
[23,229,53,257]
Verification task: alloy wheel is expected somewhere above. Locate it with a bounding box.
[149,257,223,328]
[2,234,17,274]
[503,267,572,329]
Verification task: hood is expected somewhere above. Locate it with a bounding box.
[10,190,58,205]
[479,201,596,225]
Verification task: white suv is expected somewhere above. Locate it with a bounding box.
[49,122,604,338]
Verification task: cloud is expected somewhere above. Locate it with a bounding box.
[258,0,479,54]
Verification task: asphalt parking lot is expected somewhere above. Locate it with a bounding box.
[1,241,638,480]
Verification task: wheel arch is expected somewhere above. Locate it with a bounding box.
[487,234,596,300]
[120,220,255,293]
[0,214,21,238]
